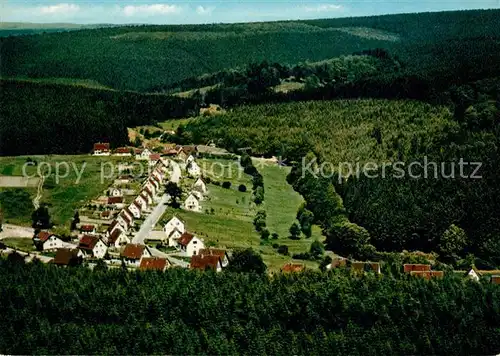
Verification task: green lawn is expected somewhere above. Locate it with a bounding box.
[1,237,35,252]
[160,157,324,271]
[158,118,195,132]
[0,155,127,226]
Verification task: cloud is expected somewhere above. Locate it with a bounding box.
[196,5,214,16]
[122,4,182,17]
[304,4,344,12]
[37,3,81,15]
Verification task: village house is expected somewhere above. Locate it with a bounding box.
[199,248,229,267]
[403,264,431,273]
[193,177,208,194]
[108,228,130,249]
[79,224,96,235]
[281,263,305,273]
[52,248,84,267]
[117,211,133,231]
[33,231,65,251]
[190,190,203,202]
[93,142,111,156]
[178,233,204,256]
[145,179,157,196]
[177,146,197,162]
[190,255,222,272]
[139,257,170,272]
[184,193,201,212]
[115,175,133,185]
[107,196,124,207]
[108,187,122,197]
[166,228,183,247]
[78,235,108,259]
[135,194,148,211]
[121,244,152,265]
[164,216,185,246]
[152,168,165,182]
[186,160,201,178]
[327,257,347,270]
[128,201,142,219]
[100,210,112,220]
[142,189,153,205]
[151,175,161,190]
[113,147,133,156]
[465,267,500,284]
[136,148,152,160]
[149,154,161,167]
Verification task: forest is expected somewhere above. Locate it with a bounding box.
[0,80,199,156]
[1,9,498,91]
[0,257,499,355]
[180,76,500,268]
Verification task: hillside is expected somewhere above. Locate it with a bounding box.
[1,9,499,91]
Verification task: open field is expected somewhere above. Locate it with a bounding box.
[0,155,128,226]
[158,118,195,132]
[1,237,36,253]
[160,157,324,270]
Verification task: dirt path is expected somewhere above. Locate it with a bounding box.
[32,175,45,210]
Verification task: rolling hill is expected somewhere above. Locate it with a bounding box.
[1,9,499,91]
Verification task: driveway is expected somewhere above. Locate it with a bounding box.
[132,194,170,244]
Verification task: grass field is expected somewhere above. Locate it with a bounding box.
[0,155,127,226]
[1,237,35,253]
[158,118,194,132]
[160,157,324,271]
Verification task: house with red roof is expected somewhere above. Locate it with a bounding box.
[113,147,133,157]
[33,231,65,251]
[116,211,132,231]
[410,270,444,279]
[199,248,229,267]
[403,264,431,273]
[93,142,110,156]
[128,201,142,219]
[136,148,152,160]
[149,154,161,167]
[108,196,124,206]
[281,263,305,273]
[190,255,222,272]
[78,235,107,259]
[177,233,204,256]
[141,189,153,205]
[79,224,96,234]
[135,194,148,211]
[139,257,170,272]
[121,244,152,265]
[52,248,84,266]
[107,228,130,249]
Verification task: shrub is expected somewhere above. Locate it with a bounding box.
[260,229,270,240]
[222,181,232,189]
[238,184,247,192]
[277,245,289,255]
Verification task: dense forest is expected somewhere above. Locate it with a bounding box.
[0,80,199,155]
[0,257,499,355]
[1,10,499,91]
[180,76,500,268]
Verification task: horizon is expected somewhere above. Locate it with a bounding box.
[2,0,499,25]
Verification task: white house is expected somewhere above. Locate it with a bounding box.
[121,244,152,265]
[149,154,161,167]
[142,189,153,205]
[93,143,110,156]
[193,177,208,194]
[467,268,481,282]
[129,201,142,219]
[186,154,195,164]
[108,228,130,249]
[33,231,65,251]
[164,216,185,236]
[167,228,183,247]
[78,235,107,259]
[193,190,206,202]
[136,194,148,211]
[136,148,152,160]
[184,193,201,212]
[113,147,133,157]
[145,179,157,196]
[152,169,165,183]
[178,233,204,256]
[117,211,132,231]
[109,187,122,197]
[187,161,201,178]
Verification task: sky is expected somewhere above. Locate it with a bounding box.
[1,0,499,24]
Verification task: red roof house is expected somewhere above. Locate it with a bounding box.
[139,257,169,271]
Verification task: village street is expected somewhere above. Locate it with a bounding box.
[132,193,170,244]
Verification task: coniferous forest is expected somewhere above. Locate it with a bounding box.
[0,257,499,355]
